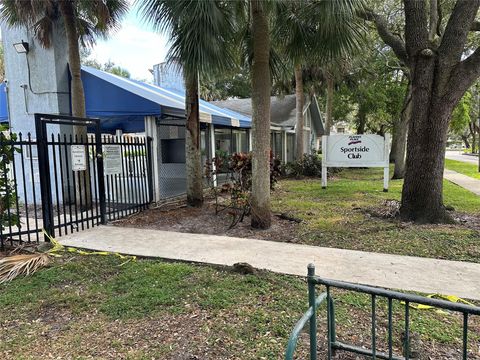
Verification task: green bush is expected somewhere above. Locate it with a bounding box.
[284,153,323,177]
[284,152,343,178]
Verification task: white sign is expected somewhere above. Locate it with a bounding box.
[322,134,391,191]
[71,145,87,171]
[103,145,122,175]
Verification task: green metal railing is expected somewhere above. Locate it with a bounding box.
[286,264,480,360]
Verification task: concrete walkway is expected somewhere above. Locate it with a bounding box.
[444,169,480,195]
[446,150,478,164]
[60,225,480,300]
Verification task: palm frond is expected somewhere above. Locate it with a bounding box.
[273,0,366,66]
[0,253,50,284]
[137,0,237,78]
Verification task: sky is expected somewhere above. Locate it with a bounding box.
[86,4,170,81]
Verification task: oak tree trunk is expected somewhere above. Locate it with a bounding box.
[295,64,304,160]
[399,56,452,223]
[391,83,412,179]
[469,121,476,152]
[325,74,334,136]
[184,72,203,207]
[461,134,470,149]
[250,0,271,229]
[59,0,91,209]
[362,0,480,223]
[356,108,366,134]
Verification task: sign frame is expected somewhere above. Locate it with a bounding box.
[321,134,391,192]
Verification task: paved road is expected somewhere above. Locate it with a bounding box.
[445,150,479,164]
[60,225,480,300]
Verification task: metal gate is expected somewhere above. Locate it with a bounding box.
[35,113,153,240]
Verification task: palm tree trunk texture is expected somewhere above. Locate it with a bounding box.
[184,72,203,207]
[250,0,271,229]
[59,0,91,209]
[294,64,304,160]
[325,74,334,136]
[391,83,412,180]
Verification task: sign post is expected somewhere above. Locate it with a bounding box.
[322,134,391,191]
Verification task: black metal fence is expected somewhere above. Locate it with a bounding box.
[0,113,153,249]
[286,264,480,360]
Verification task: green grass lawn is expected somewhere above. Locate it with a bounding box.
[1,256,478,359]
[272,167,480,262]
[445,158,480,180]
[2,169,480,359]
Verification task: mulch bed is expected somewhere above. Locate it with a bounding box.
[113,199,301,243]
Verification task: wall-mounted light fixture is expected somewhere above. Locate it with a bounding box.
[13,40,29,54]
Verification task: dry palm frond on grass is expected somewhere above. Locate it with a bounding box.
[0,231,135,284]
[0,253,50,284]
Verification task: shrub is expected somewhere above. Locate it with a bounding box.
[284,153,323,177]
[205,151,281,228]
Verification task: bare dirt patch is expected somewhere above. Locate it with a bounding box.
[114,200,301,243]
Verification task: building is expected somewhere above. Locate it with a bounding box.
[2,21,325,204]
[0,24,252,203]
[153,62,326,163]
[211,94,325,163]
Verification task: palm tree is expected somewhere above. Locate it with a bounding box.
[245,0,365,229]
[273,0,365,155]
[138,0,236,207]
[249,0,272,229]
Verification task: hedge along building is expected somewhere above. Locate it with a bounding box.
[1,22,252,205]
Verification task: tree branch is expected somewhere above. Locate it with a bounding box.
[446,46,480,105]
[471,21,480,31]
[403,0,429,58]
[438,0,480,67]
[429,0,438,41]
[358,9,408,65]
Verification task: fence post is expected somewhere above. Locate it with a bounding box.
[308,263,317,360]
[328,296,337,345]
[95,120,106,224]
[34,114,54,240]
[146,136,154,204]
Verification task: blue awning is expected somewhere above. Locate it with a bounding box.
[0,83,8,123]
[0,68,252,131]
[82,66,251,129]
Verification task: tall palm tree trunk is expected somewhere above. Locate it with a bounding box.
[250,0,271,229]
[59,0,91,209]
[59,1,86,119]
[325,73,334,135]
[295,64,304,160]
[184,72,203,207]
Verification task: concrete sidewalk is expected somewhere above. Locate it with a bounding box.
[445,150,478,164]
[444,169,480,195]
[60,226,480,300]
